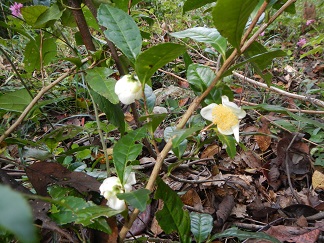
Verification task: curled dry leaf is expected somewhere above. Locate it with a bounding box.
[181,188,203,211]
[201,144,221,159]
[255,118,271,152]
[215,194,235,227]
[312,170,324,190]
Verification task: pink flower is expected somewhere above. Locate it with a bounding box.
[306,19,315,26]
[9,2,23,18]
[297,38,307,47]
[259,31,265,37]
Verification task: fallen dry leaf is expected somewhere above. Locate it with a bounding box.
[312,170,324,190]
[26,162,101,196]
[181,188,203,211]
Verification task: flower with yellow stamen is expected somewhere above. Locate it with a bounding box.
[200,96,246,142]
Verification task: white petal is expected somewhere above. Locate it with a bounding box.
[99,177,120,195]
[222,95,246,117]
[200,103,217,122]
[232,124,240,142]
[236,109,246,119]
[217,126,234,135]
[118,94,136,105]
[107,196,126,211]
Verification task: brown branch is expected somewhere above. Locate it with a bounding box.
[68,0,96,52]
[83,0,125,75]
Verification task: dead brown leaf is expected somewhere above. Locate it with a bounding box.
[201,144,221,159]
[26,162,101,196]
[181,188,203,211]
[215,195,235,227]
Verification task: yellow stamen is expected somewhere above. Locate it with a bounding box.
[212,105,238,131]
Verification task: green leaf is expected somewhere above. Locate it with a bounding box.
[135,43,186,85]
[287,111,324,130]
[113,127,147,184]
[91,91,125,134]
[187,63,216,93]
[86,67,118,104]
[155,177,191,243]
[24,34,57,73]
[140,113,167,134]
[97,4,142,64]
[113,0,142,11]
[245,42,286,70]
[210,227,280,243]
[21,5,48,27]
[172,126,204,148]
[183,0,216,13]
[144,84,156,112]
[117,189,150,212]
[190,212,213,243]
[0,185,38,243]
[212,0,258,49]
[171,27,227,57]
[216,132,237,158]
[34,4,62,28]
[222,49,286,78]
[0,89,32,112]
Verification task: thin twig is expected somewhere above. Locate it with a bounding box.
[233,72,324,108]
[235,99,324,114]
[0,57,90,144]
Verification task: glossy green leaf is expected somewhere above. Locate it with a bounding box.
[172,126,204,148]
[24,34,57,73]
[171,27,227,57]
[187,63,216,93]
[245,42,286,70]
[183,0,216,13]
[212,0,258,49]
[155,177,191,243]
[216,132,237,158]
[113,127,147,184]
[49,193,118,232]
[144,84,156,112]
[210,227,280,243]
[83,5,100,31]
[190,212,213,243]
[135,43,186,85]
[97,4,142,63]
[21,5,48,27]
[222,50,286,78]
[86,67,118,104]
[187,63,223,103]
[91,91,125,134]
[34,4,62,28]
[0,89,32,112]
[140,113,167,134]
[117,189,150,212]
[0,185,37,243]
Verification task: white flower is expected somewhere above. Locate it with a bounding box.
[99,172,136,211]
[200,96,246,142]
[115,75,143,105]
